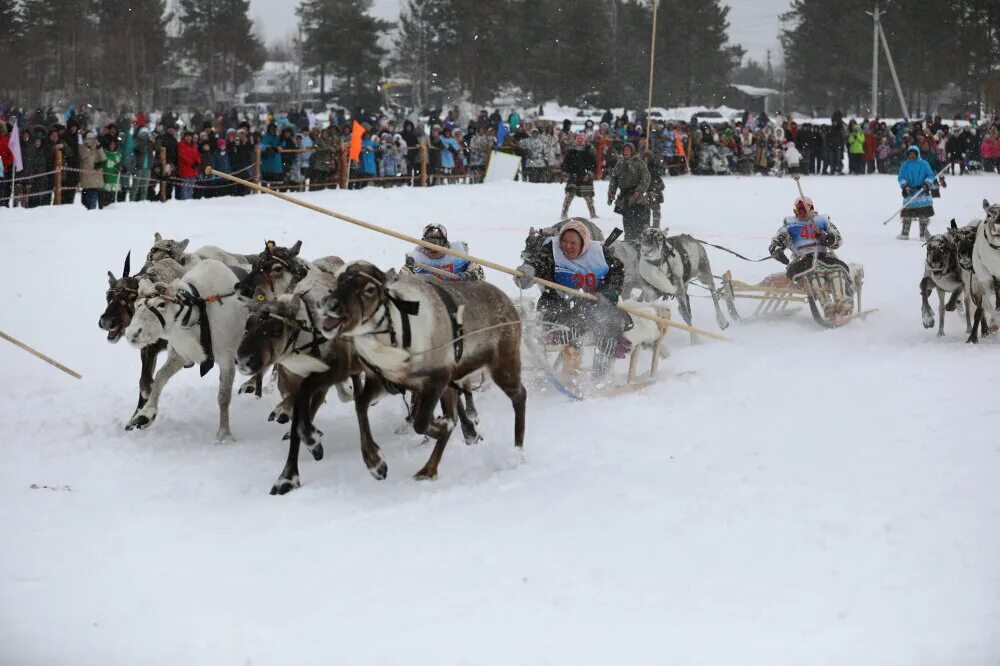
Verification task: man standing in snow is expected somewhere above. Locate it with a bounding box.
[896,145,938,240]
[560,133,597,219]
[607,142,651,241]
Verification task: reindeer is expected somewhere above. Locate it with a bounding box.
[236,280,392,494]
[920,221,970,336]
[144,232,254,272]
[635,227,730,341]
[971,199,1000,337]
[99,252,186,417]
[123,259,249,440]
[952,218,990,344]
[315,262,526,482]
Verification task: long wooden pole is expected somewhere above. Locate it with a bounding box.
[204,167,731,342]
[647,0,659,127]
[0,329,82,379]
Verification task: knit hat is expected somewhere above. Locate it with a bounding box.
[559,218,592,253]
[85,130,97,140]
[906,145,919,156]
[216,138,227,150]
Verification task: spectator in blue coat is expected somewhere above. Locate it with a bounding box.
[259,123,283,185]
[896,145,938,240]
[439,127,460,175]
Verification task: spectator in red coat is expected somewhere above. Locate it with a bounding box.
[177,131,201,200]
[862,123,877,174]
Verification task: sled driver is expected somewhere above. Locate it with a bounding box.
[402,223,485,281]
[515,218,632,378]
[769,196,852,317]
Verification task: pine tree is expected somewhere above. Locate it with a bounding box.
[178,0,265,100]
[393,0,453,109]
[92,0,170,110]
[0,0,24,99]
[297,0,392,110]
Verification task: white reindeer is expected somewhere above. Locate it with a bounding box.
[124,259,249,441]
[971,199,1000,334]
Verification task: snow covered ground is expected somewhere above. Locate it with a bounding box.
[2,174,998,665]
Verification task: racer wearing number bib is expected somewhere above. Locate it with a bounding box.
[550,236,610,292]
[401,224,485,281]
[769,198,847,280]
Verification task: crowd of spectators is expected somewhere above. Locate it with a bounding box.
[1,102,997,211]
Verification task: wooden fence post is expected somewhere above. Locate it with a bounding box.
[420,143,428,187]
[159,147,168,202]
[340,145,349,189]
[255,145,262,189]
[53,148,63,205]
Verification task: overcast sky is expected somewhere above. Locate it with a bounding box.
[249,0,790,64]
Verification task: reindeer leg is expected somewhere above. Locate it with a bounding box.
[677,289,695,345]
[134,340,165,415]
[455,386,482,445]
[965,291,973,333]
[216,360,236,442]
[967,300,983,344]
[461,377,479,424]
[269,367,298,424]
[920,277,935,329]
[490,353,527,450]
[412,383,450,480]
[700,269,729,331]
[353,373,388,480]
[127,348,186,430]
[937,288,947,337]
[271,371,329,494]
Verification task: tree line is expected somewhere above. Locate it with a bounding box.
[781,0,1000,116]
[2,0,997,117]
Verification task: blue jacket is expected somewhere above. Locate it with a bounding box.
[439,136,460,169]
[259,133,283,174]
[360,138,376,175]
[897,147,936,209]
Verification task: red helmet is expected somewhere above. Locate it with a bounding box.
[793,196,815,217]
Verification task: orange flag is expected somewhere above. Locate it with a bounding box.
[349,120,365,161]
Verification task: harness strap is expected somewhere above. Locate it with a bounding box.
[386,294,420,349]
[669,240,693,284]
[427,282,465,362]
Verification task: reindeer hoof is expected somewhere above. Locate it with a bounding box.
[464,432,484,446]
[936,330,945,338]
[369,459,388,480]
[413,468,438,481]
[718,319,730,331]
[216,430,234,443]
[270,475,300,495]
[125,413,154,431]
[282,431,291,441]
[276,413,290,425]
[922,318,934,329]
[308,442,324,461]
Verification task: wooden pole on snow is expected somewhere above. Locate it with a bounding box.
[0,329,82,379]
[204,167,731,342]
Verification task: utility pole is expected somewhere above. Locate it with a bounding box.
[646,0,660,134]
[868,0,879,117]
[878,21,910,119]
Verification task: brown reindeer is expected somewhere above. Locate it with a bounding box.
[316,261,526,480]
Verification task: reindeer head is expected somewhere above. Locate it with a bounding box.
[521,227,545,263]
[235,240,305,305]
[951,220,980,272]
[924,232,957,274]
[100,252,139,343]
[638,227,670,262]
[146,232,190,264]
[124,281,182,348]
[317,262,390,340]
[236,295,300,376]
[983,199,1000,244]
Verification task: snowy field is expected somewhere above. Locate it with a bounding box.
[2,174,999,665]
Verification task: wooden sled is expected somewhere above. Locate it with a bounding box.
[719,262,867,329]
[522,301,671,399]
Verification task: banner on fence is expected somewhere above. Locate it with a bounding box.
[483,150,521,182]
